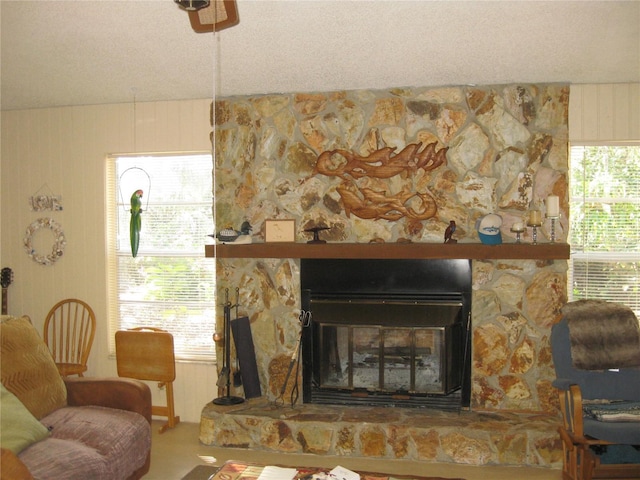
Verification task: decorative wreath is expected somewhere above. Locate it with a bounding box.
[23,218,66,266]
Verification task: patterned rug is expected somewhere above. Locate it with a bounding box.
[181,461,465,480]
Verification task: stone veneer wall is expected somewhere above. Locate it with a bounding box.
[212,83,569,412]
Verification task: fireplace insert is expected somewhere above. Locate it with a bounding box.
[301,258,472,409]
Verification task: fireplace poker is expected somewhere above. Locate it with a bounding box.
[232,288,243,387]
[275,310,310,407]
[275,334,301,407]
[215,289,230,388]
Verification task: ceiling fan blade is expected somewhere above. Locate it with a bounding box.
[188,0,239,33]
[175,0,210,11]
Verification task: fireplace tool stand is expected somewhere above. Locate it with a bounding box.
[213,288,244,406]
[459,311,472,411]
[275,309,311,407]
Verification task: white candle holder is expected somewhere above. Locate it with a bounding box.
[547,215,559,243]
[527,221,542,245]
[510,226,525,244]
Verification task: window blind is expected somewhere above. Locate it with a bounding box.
[569,145,640,316]
[106,153,216,361]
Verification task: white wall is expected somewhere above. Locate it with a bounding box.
[569,83,640,142]
[1,99,217,422]
[1,83,638,423]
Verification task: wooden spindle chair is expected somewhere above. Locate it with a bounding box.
[43,298,96,377]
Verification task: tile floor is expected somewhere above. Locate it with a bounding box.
[147,421,563,480]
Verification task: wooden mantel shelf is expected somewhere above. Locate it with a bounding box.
[205,242,570,260]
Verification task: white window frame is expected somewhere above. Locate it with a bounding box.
[106,152,216,362]
[568,142,640,316]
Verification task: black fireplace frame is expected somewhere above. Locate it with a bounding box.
[300,258,472,409]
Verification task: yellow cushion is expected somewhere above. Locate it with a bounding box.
[0,316,66,419]
[0,383,50,454]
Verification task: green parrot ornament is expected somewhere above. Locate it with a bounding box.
[130,189,143,257]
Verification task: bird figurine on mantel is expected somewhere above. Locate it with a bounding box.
[214,221,252,244]
[304,225,330,244]
[444,220,457,244]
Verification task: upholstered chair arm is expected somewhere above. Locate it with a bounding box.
[64,377,152,423]
[1,448,34,480]
[552,378,574,390]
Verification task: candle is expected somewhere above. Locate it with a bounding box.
[529,210,542,225]
[512,222,524,232]
[546,195,560,217]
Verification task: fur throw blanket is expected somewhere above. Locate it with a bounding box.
[561,300,640,370]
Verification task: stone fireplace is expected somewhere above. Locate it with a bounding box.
[210,82,570,414]
[202,82,569,466]
[300,258,472,409]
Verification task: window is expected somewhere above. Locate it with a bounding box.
[106,153,216,361]
[569,145,640,316]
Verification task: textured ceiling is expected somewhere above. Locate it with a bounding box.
[1,0,639,111]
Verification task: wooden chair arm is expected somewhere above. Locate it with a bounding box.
[559,383,585,438]
[1,448,34,480]
[64,377,152,423]
[557,426,576,450]
[568,384,584,437]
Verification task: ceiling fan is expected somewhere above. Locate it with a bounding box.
[175,0,239,33]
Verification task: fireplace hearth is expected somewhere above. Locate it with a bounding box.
[300,258,472,409]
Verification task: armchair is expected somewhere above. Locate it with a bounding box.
[1,315,152,480]
[551,300,640,480]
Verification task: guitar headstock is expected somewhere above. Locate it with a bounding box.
[1,268,13,289]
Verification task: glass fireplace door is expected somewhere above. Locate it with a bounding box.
[312,299,461,397]
[318,323,448,394]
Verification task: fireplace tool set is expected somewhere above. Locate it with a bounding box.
[275,309,311,407]
[213,288,244,405]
